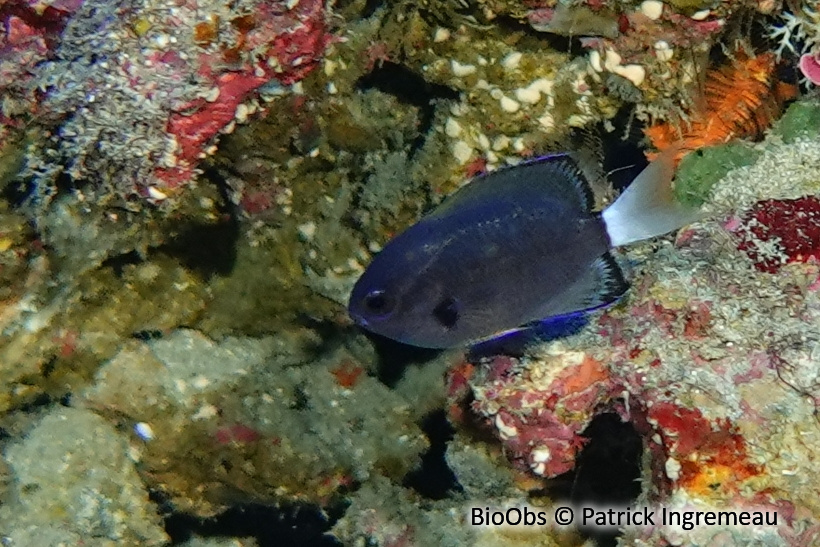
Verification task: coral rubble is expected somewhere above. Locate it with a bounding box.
[78,329,438,515]
[0,407,168,545]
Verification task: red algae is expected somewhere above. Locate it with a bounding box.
[736,196,820,273]
[214,423,263,445]
[330,360,365,388]
[464,352,620,477]
[648,403,761,496]
[648,402,713,455]
[2,0,332,201]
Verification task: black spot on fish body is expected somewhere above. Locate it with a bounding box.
[432,297,460,329]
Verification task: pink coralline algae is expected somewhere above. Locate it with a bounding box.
[0,2,75,136]
[160,0,331,190]
[799,52,820,85]
[736,197,820,273]
[644,402,760,496]
[3,0,331,202]
[213,422,263,446]
[456,352,621,477]
[457,347,761,487]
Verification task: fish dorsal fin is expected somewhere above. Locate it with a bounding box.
[568,129,607,190]
[532,251,628,319]
[427,154,596,221]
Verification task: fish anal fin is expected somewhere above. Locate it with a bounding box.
[532,251,628,320]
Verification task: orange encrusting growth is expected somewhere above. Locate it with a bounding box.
[645,52,797,164]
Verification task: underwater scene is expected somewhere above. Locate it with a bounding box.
[2,0,820,545]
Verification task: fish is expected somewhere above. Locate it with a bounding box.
[347,149,697,348]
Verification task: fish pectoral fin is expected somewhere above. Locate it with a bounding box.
[533,252,629,319]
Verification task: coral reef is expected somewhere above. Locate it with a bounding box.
[452,117,820,544]
[644,51,796,164]
[2,0,331,203]
[673,141,760,205]
[772,97,820,142]
[2,0,820,544]
[77,329,448,515]
[0,406,168,545]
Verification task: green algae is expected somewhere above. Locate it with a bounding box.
[675,142,762,207]
[771,98,820,143]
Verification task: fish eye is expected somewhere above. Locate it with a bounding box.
[433,297,460,329]
[362,289,395,317]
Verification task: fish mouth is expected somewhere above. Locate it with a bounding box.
[349,312,369,327]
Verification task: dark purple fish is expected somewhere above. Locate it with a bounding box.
[348,150,696,348]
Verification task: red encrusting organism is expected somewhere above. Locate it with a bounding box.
[330,359,365,388]
[647,402,761,496]
[736,197,820,273]
[214,423,263,445]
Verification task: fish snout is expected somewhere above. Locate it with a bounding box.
[349,310,369,328]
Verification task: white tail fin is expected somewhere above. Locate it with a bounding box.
[601,148,701,247]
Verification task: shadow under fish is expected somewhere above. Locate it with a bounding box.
[348,148,698,349]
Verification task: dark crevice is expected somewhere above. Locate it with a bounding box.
[16,392,54,413]
[355,61,458,109]
[156,166,239,278]
[356,62,459,155]
[158,219,239,278]
[132,329,165,341]
[100,250,144,277]
[360,0,384,19]
[367,333,441,387]
[597,108,650,192]
[161,500,345,547]
[403,409,461,499]
[1,172,37,210]
[40,356,58,378]
[547,412,643,547]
